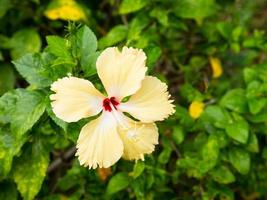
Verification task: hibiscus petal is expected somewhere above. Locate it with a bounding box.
[119,76,175,123]
[96,46,147,100]
[118,117,158,161]
[50,76,105,122]
[76,112,123,169]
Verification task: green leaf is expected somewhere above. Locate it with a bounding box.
[71,25,98,76]
[58,161,86,191]
[243,30,265,49]
[46,56,76,78]
[243,68,258,84]
[11,89,47,136]
[64,121,85,142]
[0,155,13,179]
[210,130,229,148]
[46,101,68,132]
[107,172,130,195]
[262,147,267,159]
[207,184,234,200]
[248,112,267,123]
[216,22,232,40]
[82,51,100,77]
[144,44,162,70]
[228,148,250,175]
[174,0,217,24]
[119,0,149,14]
[246,81,266,114]
[220,89,248,113]
[130,161,145,179]
[9,29,41,59]
[248,98,266,115]
[0,34,10,49]
[158,147,172,164]
[0,0,12,18]
[246,133,259,153]
[13,52,73,87]
[98,25,128,49]
[46,36,72,60]
[0,141,12,177]
[149,8,169,26]
[200,137,219,172]
[201,105,231,128]
[225,113,249,144]
[0,90,18,124]
[127,14,150,43]
[189,56,206,69]
[202,137,219,162]
[230,42,240,53]
[73,25,97,56]
[180,84,204,102]
[13,53,53,88]
[175,105,194,129]
[257,63,267,82]
[246,81,267,114]
[177,157,204,178]
[211,166,235,184]
[0,64,15,95]
[0,126,25,178]
[172,126,185,145]
[231,26,243,42]
[0,181,18,200]
[12,139,50,200]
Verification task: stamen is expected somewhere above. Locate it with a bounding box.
[110,97,119,107]
[110,103,129,130]
[127,122,145,142]
[127,130,136,137]
[102,97,129,129]
[103,98,112,111]
[102,97,120,112]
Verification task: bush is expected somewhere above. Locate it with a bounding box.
[1,0,267,199]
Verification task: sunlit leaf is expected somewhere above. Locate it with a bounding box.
[12,138,50,200]
[107,172,130,195]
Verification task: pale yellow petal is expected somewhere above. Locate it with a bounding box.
[96,47,147,100]
[50,76,105,122]
[76,112,123,169]
[119,76,175,123]
[118,117,159,161]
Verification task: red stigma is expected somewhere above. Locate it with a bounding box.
[103,97,119,112]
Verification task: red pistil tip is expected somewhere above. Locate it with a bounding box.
[103,97,119,112]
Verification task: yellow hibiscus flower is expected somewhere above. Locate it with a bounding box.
[189,101,205,119]
[209,57,223,78]
[50,47,175,169]
[45,0,86,21]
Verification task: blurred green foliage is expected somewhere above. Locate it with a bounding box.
[1,0,267,199]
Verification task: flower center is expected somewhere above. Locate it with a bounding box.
[103,97,120,112]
